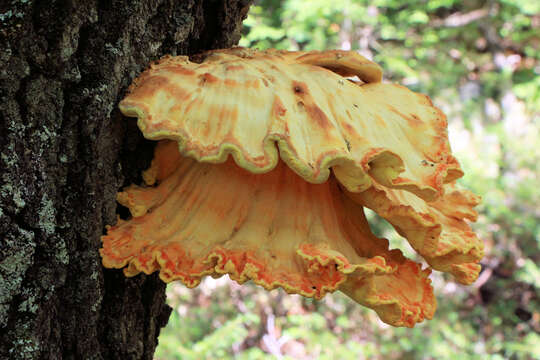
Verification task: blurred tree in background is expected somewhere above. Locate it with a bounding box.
[156,1,539,359]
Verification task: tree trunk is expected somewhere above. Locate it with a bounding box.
[0,1,251,358]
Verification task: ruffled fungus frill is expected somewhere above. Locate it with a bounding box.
[100,47,483,327]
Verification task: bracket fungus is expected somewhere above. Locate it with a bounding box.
[100,48,483,327]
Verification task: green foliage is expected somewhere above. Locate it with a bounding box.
[157,311,259,360]
[156,1,539,359]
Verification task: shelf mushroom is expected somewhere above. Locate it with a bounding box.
[100,48,483,327]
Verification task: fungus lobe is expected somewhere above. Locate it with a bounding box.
[101,47,483,327]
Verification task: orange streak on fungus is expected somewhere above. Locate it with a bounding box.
[200,72,219,84]
[272,96,287,118]
[169,66,196,76]
[388,106,425,128]
[226,64,244,71]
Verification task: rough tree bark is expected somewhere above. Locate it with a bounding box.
[0,1,251,359]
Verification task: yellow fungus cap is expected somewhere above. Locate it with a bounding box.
[100,48,482,327]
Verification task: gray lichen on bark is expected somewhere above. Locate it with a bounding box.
[0,1,251,359]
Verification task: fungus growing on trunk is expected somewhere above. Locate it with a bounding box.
[100,48,483,327]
